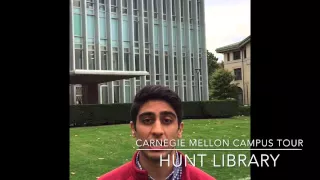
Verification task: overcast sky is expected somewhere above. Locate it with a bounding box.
[204,0,250,62]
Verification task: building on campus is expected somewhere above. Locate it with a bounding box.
[69,0,209,104]
[215,35,251,105]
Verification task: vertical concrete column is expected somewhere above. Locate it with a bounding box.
[176,0,184,100]
[149,0,156,85]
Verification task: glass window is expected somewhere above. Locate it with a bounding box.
[144,0,148,11]
[174,57,177,74]
[73,14,82,36]
[135,54,140,71]
[165,53,169,74]
[154,24,159,45]
[88,50,95,70]
[101,85,108,104]
[87,15,95,39]
[113,53,118,70]
[122,0,127,7]
[122,20,129,41]
[111,19,118,41]
[99,17,106,38]
[134,21,139,41]
[101,49,108,70]
[75,49,83,69]
[124,53,130,71]
[144,23,149,42]
[125,85,131,103]
[114,85,120,103]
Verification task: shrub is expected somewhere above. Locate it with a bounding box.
[238,105,250,116]
[70,99,240,127]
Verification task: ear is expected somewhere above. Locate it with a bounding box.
[130,121,136,138]
[177,122,184,138]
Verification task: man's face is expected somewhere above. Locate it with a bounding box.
[130,100,184,161]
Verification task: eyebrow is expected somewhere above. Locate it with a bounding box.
[138,112,155,119]
[138,111,177,119]
[160,111,177,118]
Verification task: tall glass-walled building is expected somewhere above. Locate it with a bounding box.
[70,0,209,104]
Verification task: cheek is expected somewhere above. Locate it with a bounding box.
[135,125,151,138]
[166,128,180,138]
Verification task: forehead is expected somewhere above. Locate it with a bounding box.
[138,100,175,114]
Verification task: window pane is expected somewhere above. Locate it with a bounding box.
[191,57,194,75]
[172,0,175,15]
[154,25,159,45]
[135,54,140,71]
[154,0,157,12]
[101,51,108,70]
[111,19,118,41]
[163,26,168,45]
[89,51,95,70]
[101,85,108,104]
[174,57,177,74]
[173,27,177,46]
[145,54,150,72]
[124,53,130,70]
[144,23,149,42]
[122,0,127,7]
[87,15,95,39]
[122,20,129,41]
[99,17,106,38]
[125,86,131,103]
[144,0,148,11]
[113,53,118,70]
[73,14,81,36]
[155,56,159,74]
[133,0,137,9]
[183,57,186,74]
[165,55,168,74]
[114,86,120,103]
[75,49,83,69]
[134,21,139,41]
[189,0,191,18]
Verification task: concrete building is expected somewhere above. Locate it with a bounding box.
[70,0,209,104]
[215,35,251,105]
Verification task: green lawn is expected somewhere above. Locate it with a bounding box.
[70,116,250,180]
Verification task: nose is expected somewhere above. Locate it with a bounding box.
[151,118,164,138]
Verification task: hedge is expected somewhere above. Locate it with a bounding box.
[238,105,250,116]
[70,99,240,127]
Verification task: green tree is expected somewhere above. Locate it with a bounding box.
[207,50,220,76]
[218,61,224,69]
[209,68,239,100]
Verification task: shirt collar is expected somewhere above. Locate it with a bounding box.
[135,151,182,180]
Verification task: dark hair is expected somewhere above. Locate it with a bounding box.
[130,85,182,128]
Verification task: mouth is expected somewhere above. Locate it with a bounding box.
[148,146,169,150]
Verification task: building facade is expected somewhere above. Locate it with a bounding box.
[70,0,209,104]
[216,36,251,105]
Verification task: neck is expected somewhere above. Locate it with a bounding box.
[139,150,177,180]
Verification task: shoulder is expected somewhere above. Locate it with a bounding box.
[98,162,133,180]
[186,164,216,180]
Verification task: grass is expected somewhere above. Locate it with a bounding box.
[70,116,250,180]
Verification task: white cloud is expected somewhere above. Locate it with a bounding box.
[204,0,250,62]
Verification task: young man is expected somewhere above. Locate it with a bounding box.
[98,85,215,180]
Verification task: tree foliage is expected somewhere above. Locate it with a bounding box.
[209,68,239,100]
[207,50,220,76]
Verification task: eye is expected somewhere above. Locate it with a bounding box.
[163,118,173,124]
[143,118,153,124]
